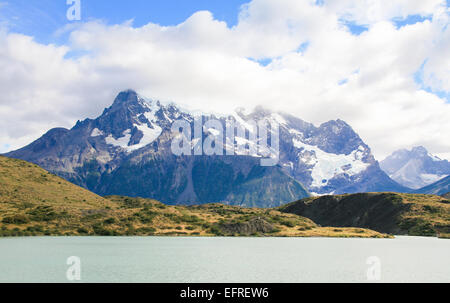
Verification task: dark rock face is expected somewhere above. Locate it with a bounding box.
[280,193,409,234]
[381,146,450,189]
[94,155,308,207]
[219,217,275,235]
[5,90,408,206]
[442,192,450,199]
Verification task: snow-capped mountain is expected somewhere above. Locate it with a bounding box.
[235,108,407,195]
[380,146,450,189]
[5,90,407,206]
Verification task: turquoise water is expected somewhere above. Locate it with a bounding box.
[0,236,448,283]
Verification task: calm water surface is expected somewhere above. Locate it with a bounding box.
[0,236,448,283]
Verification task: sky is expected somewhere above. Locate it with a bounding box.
[0,0,449,161]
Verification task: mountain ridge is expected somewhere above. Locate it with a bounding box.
[5,89,409,205]
[415,175,450,196]
[381,146,450,189]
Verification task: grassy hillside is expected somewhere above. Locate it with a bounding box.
[280,192,450,238]
[0,156,111,212]
[0,156,387,238]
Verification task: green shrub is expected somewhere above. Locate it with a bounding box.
[423,205,440,214]
[26,225,44,233]
[209,225,222,236]
[137,227,156,234]
[409,223,436,236]
[400,218,436,236]
[77,227,89,234]
[27,206,59,222]
[122,198,142,208]
[93,224,113,236]
[103,217,117,225]
[133,211,155,224]
[2,215,30,224]
[280,220,296,227]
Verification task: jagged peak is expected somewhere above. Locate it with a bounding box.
[317,119,356,137]
[111,89,140,106]
[321,118,351,128]
[411,146,428,155]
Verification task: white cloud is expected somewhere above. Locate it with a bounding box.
[323,0,444,24]
[0,0,449,161]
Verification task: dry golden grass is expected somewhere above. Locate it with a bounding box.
[397,193,450,233]
[0,156,390,238]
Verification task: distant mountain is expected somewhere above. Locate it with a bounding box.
[380,146,450,189]
[5,90,407,206]
[415,175,450,196]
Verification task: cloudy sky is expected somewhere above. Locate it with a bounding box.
[0,0,449,160]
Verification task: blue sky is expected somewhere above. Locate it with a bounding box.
[2,0,444,43]
[0,0,249,44]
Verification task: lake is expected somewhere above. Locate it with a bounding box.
[0,236,448,283]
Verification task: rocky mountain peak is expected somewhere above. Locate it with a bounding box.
[4,89,410,203]
[381,146,450,189]
[112,89,139,105]
[411,146,429,157]
[107,90,149,114]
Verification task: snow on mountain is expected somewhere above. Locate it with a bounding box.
[292,139,370,189]
[380,146,450,189]
[230,106,406,195]
[5,90,408,205]
[97,94,164,153]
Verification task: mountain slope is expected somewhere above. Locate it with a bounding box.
[236,107,408,195]
[96,155,309,207]
[5,89,408,205]
[415,175,450,196]
[0,156,387,238]
[381,146,450,189]
[279,192,450,237]
[5,90,309,207]
[0,156,109,209]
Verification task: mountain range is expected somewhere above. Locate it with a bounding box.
[5,90,409,207]
[380,146,450,189]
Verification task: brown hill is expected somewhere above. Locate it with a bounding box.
[279,192,450,237]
